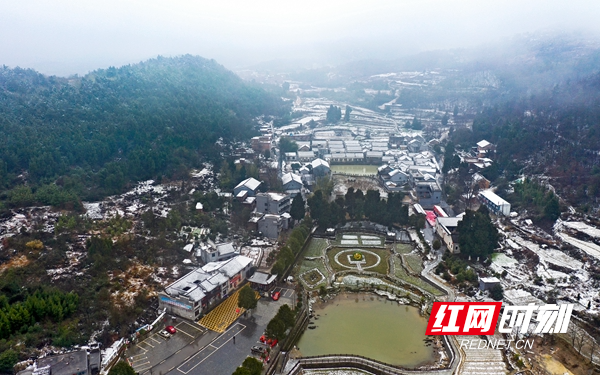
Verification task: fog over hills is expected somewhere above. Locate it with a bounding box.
[2,1,600,76]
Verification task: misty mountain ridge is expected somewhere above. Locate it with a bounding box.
[0,55,286,206]
[265,32,600,96]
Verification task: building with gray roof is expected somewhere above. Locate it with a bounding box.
[234,178,262,198]
[159,255,253,320]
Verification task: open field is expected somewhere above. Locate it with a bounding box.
[304,238,329,257]
[331,164,379,176]
[395,243,413,254]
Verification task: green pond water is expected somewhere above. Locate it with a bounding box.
[331,165,379,176]
[297,294,434,367]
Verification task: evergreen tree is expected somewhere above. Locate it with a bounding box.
[457,209,499,258]
[241,357,263,375]
[0,349,18,373]
[290,194,305,221]
[277,304,296,329]
[343,105,352,122]
[108,362,136,375]
[543,194,560,221]
[490,284,504,301]
[279,137,298,153]
[326,105,342,123]
[442,112,449,126]
[265,316,286,340]
[232,368,252,375]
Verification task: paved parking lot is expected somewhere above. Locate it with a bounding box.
[177,323,245,374]
[271,286,295,301]
[128,285,297,375]
[169,291,295,375]
[128,320,206,374]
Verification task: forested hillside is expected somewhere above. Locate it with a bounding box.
[0,55,286,208]
[456,71,600,210]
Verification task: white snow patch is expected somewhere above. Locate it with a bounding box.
[561,221,600,238]
[557,233,600,261]
[83,202,103,219]
[361,240,381,245]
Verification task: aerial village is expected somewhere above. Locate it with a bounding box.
[4,72,600,375]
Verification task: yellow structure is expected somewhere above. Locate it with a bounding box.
[198,288,260,333]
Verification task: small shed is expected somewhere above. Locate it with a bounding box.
[479,277,501,291]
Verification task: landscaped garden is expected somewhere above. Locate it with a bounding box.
[300,268,327,288]
[295,258,330,289]
[392,256,444,296]
[403,253,424,274]
[294,230,442,298]
[395,243,413,254]
[327,247,389,275]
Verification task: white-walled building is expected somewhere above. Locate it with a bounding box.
[478,190,511,216]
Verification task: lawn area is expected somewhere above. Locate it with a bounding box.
[304,238,329,257]
[331,164,379,176]
[392,256,444,296]
[327,247,389,275]
[394,243,413,254]
[403,253,424,274]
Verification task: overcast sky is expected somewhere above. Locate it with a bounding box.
[1,0,599,76]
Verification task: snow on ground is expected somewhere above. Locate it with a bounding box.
[83,202,103,219]
[190,167,211,178]
[304,370,375,375]
[250,239,273,246]
[557,232,600,261]
[361,240,381,245]
[503,289,543,306]
[511,236,583,270]
[491,253,518,267]
[458,335,508,375]
[560,221,600,239]
[360,235,380,240]
[240,247,262,266]
[535,264,570,282]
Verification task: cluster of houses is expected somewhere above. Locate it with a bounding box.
[282,133,432,166]
[377,149,442,207]
[457,139,497,171]
[232,156,333,240]
[233,177,295,239]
